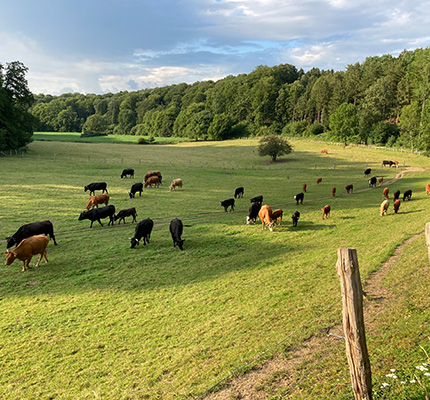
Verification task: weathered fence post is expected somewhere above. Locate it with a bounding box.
[425,223,430,263]
[336,248,372,400]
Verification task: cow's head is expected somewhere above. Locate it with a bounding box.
[78,212,86,221]
[267,222,274,232]
[246,216,251,225]
[5,236,16,248]
[4,250,17,265]
[84,186,88,192]
[177,239,185,251]
[130,238,139,248]
[129,192,134,199]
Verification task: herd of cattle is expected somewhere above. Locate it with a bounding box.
[2,159,419,271]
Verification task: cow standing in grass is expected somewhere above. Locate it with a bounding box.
[130,218,154,248]
[114,208,137,224]
[345,184,353,194]
[380,200,389,216]
[84,182,108,196]
[383,187,389,200]
[294,192,304,205]
[169,218,184,250]
[291,211,300,227]
[246,202,261,224]
[78,205,115,227]
[6,221,57,248]
[321,205,331,219]
[258,205,274,231]
[85,194,110,211]
[221,198,235,212]
[234,187,244,198]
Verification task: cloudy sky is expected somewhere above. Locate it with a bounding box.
[1,0,429,95]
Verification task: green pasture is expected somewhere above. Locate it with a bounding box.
[1,138,429,399]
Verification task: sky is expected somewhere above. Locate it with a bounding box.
[1,0,430,95]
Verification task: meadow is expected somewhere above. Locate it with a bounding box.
[0,138,429,399]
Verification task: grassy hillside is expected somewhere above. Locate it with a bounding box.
[0,138,429,399]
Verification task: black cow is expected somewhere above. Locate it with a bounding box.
[130,218,153,248]
[250,195,263,204]
[368,177,377,187]
[78,205,115,227]
[294,192,304,205]
[234,187,244,198]
[6,220,57,248]
[364,168,371,177]
[393,190,401,200]
[129,183,144,198]
[145,172,162,184]
[169,218,184,250]
[221,198,235,212]
[292,211,300,227]
[403,189,413,201]
[121,169,134,179]
[246,202,262,224]
[84,182,108,196]
[382,160,397,167]
[114,207,137,224]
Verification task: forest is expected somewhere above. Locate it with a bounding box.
[30,47,430,151]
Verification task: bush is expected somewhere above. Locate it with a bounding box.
[80,131,108,138]
[137,136,155,145]
[282,121,308,137]
[305,122,324,137]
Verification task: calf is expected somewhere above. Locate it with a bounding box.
[364,168,371,177]
[426,184,430,195]
[403,189,412,201]
[258,205,274,231]
[321,149,328,154]
[321,205,331,220]
[169,179,183,191]
[114,207,137,224]
[302,183,307,193]
[234,187,244,198]
[129,182,143,198]
[246,202,261,224]
[84,182,108,196]
[144,176,160,188]
[272,209,283,226]
[383,187,389,200]
[121,168,134,179]
[368,177,377,187]
[345,184,353,194]
[393,199,401,214]
[221,198,235,212]
[380,200,389,216]
[393,190,401,200]
[85,193,109,211]
[169,218,184,250]
[4,234,49,272]
[250,195,263,204]
[130,218,153,248]
[294,192,304,205]
[331,187,336,197]
[316,177,322,184]
[78,205,115,227]
[291,211,300,227]
[6,220,57,248]
[378,177,384,186]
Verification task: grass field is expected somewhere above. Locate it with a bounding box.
[1,138,430,399]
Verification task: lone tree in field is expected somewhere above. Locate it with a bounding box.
[258,135,292,162]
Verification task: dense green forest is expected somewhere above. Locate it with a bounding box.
[30,47,430,151]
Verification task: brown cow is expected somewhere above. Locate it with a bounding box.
[4,234,49,272]
[383,187,389,200]
[378,177,384,186]
[144,176,160,188]
[321,205,331,220]
[426,184,430,195]
[316,177,322,184]
[144,170,161,182]
[380,200,389,216]
[331,187,336,197]
[258,205,274,231]
[393,199,401,214]
[169,178,183,191]
[321,149,328,154]
[85,194,109,211]
[272,209,283,226]
[302,183,307,193]
[345,184,353,194]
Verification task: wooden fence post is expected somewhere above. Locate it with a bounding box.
[336,248,372,400]
[425,223,430,263]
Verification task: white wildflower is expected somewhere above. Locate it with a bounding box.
[401,381,406,384]
[425,372,430,376]
[390,369,396,372]
[416,365,428,371]
[380,382,389,388]
[410,379,416,383]
[386,373,398,378]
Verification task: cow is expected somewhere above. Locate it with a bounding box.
[291,211,300,227]
[6,220,57,249]
[272,209,283,226]
[114,208,137,224]
[221,198,235,212]
[321,149,328,154]
[345,184,353,194]
[321,205,331,220]
[129,183,144,198]
[403,189,412,201]
[378,177,384,186]
[364,168,371,177]
[369,177,377,188]
[246,202,261,224]
[331,187,336,197]
[130,218,153,248]
[234,187,244,198]
[316,177,322,184]
[78,205,115,227]
[4,234,49,272]
[258,205,274,231]
[383,187,389,200]
[380,200,389,216]
[250,195,263,204]
[121,169,134,179]
[393,190,401,201]
[426,184,430,195]
[302,183,307,193]
[169,218,184,250]
[169,179,183,191]
[382,160,398,168]
[393,199,401,214]
[294,192,304,205]
[84,182,108,196]
[144,171,162,184]
[144,176,160,188]
[85,193,109,211]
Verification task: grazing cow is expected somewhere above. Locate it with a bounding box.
[393,190,401,200]
[6,220,57,248]
[221,198,235,212]
[169,218,184,250]
[426,184,430,195]
[129,182,144,198]
[144,176,160,188]
[291,211,300,227]
[378,177,384,186]
[4,234,49,272]
[369,177,377,187]
[84,182,108,196]
[246,202,262,224]
[144,171,162,184]
[383,187,389,200]
[250,195,263,204]
[393,199,401,214]
[316,177,322,184]
[114,207,137,224]
[234,187,244,198]
[258,205,274,231]
[272,209,283,226]
[85,193,109,211]
[321,149,328,154]
[364,168,371,177]
[380,200,389,216]
[302,183,307,193]
[294,192,304,205]
[321,205,331,220]
[78,205,115,227]
[331,187,336,197]
[403,189,413,201]
[121,168,134,179]
[345,184,353,194]
[130,218,153,248]
[382,160,397,168]
[169,179,183,191]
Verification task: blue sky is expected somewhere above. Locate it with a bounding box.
[1,0,429,95]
